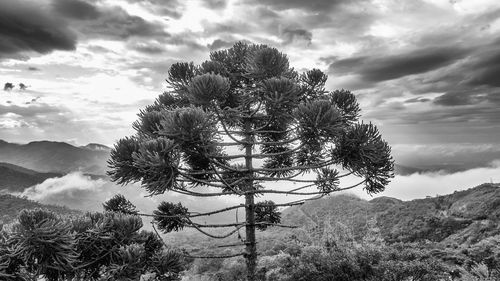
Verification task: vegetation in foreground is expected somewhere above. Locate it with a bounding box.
[182,220,500,281]
[2,185,500,280]
[0,207,186,281]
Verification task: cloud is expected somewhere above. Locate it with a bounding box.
[21,173,109,211]
[433,90,488,106]
[127,40,166,54]
[127,59,177,87]
[78,6,169,39]
[404,97,430,104]
[52,0,101,20]
[329,46,469,82]
[0,0,76,58]
[125,0,184,19]
[251,0,362,12]
[281,27,312,45]
[390,143,500,172]
[20,172,243,224]
[0,0,169,59]
[207,39,234,51]
[0,103,69,119]
[464,47,500,87]
[202,0,227,10]
[368,161,500,201]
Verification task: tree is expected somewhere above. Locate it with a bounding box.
[108,42,394,281]
[103,194,139,215]
[7,209,78,281]
[1,207,186,280]
[19,83,27,90]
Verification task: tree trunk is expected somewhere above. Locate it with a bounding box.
[245,193,256,281]
[244,120,257,281]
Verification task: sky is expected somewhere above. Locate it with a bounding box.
[1,0,500,169]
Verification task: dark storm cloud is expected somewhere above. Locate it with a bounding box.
[166,35,206,50]
[0,0,76,58]
[281,27,312,45]
[52,0,101,20]
[433,89,500,107]
[79,7,169,39]
[207,39,234,51]
[466,48,500,87]
[393,40,500,108]
[330,46,469,82]
[0,0,170,59]
[330,57,367,73]
[365,100,500,127]
[433,91,485,106]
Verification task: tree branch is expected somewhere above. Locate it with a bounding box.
[208,144,305,159]
[188,221,244,239]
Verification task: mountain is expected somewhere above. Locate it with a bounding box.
[0,193,81,227]
[0,162,61,192]
[281,183,500,245]
[81,143,111,151]
[0,140,110,174]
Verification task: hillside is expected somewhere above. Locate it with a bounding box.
[0,162,61,192]
[281,183,500,245]
[0,140,110,174]
[0,193,81,227]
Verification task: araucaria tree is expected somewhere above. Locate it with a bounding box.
[108,42,394,281]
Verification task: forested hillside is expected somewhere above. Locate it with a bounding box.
[281,183,500,245]
[0,194,80,227]
[175,183,500,280]
[0,162,61,192]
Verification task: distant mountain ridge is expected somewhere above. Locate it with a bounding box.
[81,143,111,151]
[0,140,110,174]
[281,183,500,245]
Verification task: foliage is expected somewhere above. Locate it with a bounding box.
[154,202,190,233]
[178,184,500,280]
[8,209,78,281]
[103,194,139,215]
[107,41,394,280]
[0,207,186,281]
[255,201,281,231]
